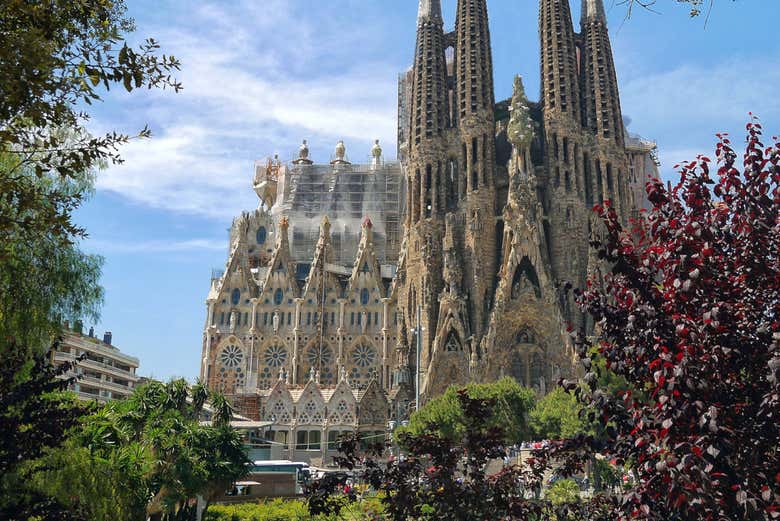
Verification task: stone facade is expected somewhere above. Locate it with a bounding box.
[394,0,659,401]
[199,0,659,423]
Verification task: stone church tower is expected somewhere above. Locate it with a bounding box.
[199,0,660,425]
[395,0,655,401]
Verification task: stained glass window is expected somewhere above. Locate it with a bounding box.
[220,344,243,368]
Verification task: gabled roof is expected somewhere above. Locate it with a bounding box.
[303,216,339,299]
[297,375,325,404]
[347,218,385,297]
[261,216,298,299]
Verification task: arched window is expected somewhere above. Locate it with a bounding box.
[231,288,241,306]
[511,257,542,299]
[256,226,267,245]
[445,330,462,352]
[360,288,370,306]
[274,288,284,306]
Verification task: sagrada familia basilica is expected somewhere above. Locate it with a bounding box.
[199,0,659,436]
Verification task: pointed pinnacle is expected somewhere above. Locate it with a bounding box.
[582,0,607,22]
[418,0,443,24]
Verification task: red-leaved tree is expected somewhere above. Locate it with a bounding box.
[306,119,779,521]
[568,117,779,519]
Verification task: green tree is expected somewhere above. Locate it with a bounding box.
[32,379,249,521]
[0,0,179,352]
[0,149,104,350]
[399,378,536,444]
[545,479,581,506]
[529,387,588,440]
[0,340,92,519]
[0,0,180,247]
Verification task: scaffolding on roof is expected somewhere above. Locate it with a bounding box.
[272,160,406,268]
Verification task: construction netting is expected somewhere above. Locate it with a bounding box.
[273,161,406,268]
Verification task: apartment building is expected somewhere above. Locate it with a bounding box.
[53,323,140,402]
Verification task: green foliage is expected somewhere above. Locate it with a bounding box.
[0,0,180,244]
[398,377,536,443]
[31,379,249,521]
[29,440,149,520]
[0,148,104,351]
[204,498,383,521]
[592,457,621,492]
[529,388,588,440]
[0,0,180,353]
[544,479,581,506]
[0,341,92,519]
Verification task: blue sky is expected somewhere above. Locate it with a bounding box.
[76,0,780,381]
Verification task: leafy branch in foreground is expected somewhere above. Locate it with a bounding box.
[561,117,780,519]
[0,340,91,519]
[0,0,181,244]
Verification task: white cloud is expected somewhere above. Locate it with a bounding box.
[85,237,227,254]
[620,54,780,182]
[621,56,780,143]
[94,0,401,220]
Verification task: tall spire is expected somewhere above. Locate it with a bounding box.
[455,0,495,120]
[581,0,624,146]
[539,0,581,124]
[408,0,449,225]
[454,0,497,340]
[582,0,606,22]
[417,0,443,25]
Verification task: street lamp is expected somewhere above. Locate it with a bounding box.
[411,305,424,412]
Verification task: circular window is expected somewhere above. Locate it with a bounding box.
[274,288,284,305]
[264,344,288,368]
[307,345,334,367]
[220,344,244,368]
[231,288,241,306]
[360,288,370,306]
[352,344,376,368]
[256,226,267,245]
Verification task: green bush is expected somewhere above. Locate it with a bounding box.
[544,479,581,505]
[204,497,384,521]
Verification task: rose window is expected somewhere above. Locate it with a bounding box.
[220,344,243,368]
[307,345,333,367]
[352,344,376,368]
[264,344,288,367]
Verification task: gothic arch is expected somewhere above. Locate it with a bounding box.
[257,337,290,390]
[214,337,247,393]
[299,339,336,386]
[357,381,388,426]
[511,256,541,299]
[327,380,357,425]
[297,380,326,425]
[346,337,380,390]
[444,329,463,352]
[265,380,293,425]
